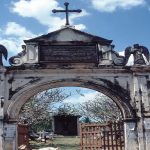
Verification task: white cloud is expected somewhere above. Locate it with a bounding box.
[69,9,89,30]
[70,9,89,20]
[63,91,99,104]
[74,24,87,31]
[90,0,146,12]
[11,0,88,31]
[0,22,37,54]
[5,22,35,38]
[0,38,21,53]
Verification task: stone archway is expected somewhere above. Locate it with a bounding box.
[0,22,150,150]
[7,78,135,120]
[6,76,136,150]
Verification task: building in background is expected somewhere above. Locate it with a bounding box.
[53,114,80,136]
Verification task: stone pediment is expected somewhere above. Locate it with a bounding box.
[8,27,128,67]
[24,27,112,45]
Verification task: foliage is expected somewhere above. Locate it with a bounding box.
[80,117,91,123]
[19,87,122,131]
[78,93,122,123]
[56,103,79,116]
[19,88,69,131]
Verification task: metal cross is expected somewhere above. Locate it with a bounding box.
[52,2,82,26]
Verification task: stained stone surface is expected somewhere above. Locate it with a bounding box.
[0,26,150,150]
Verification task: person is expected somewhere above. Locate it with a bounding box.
[41,130,47,143]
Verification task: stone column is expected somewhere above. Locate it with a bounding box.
[124,120,138,150]
[0,121,4,150]
[0,96,4,150]
[133,75,148,150]
[0,68,6,150]
[3,122,17,150]
[144,118,150,150]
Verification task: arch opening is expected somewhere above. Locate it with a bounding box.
[7,79,135,121]
[17,86,125,150]
[6,78,135,150]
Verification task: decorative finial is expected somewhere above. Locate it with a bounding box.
[52,2,82,26]
[125,44,149,65]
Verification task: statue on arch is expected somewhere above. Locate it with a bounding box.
[0,44,8,66]
[125,44,149,65]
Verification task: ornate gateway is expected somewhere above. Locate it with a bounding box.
[0,2,150,150]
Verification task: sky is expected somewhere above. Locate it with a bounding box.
[61,87,99,104]
[1,0,150,103]
[50,87,98,110]
[0,0,150,57]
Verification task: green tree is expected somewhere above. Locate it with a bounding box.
[79,93,122,123]
[19,88,69,131]
[56,103,79,116]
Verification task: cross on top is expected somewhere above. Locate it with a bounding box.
[52,2,82,26]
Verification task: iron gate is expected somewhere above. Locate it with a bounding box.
[80,122,124,150]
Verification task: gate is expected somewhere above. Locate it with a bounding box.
[18,124,29,149]
[80,122,124,150]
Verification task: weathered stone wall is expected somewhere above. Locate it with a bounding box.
[1,65,150,150]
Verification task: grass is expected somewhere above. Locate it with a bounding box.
[30,136,80,150]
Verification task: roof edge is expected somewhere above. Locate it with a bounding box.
[24,27,112,45]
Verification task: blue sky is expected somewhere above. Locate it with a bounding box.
[1,0,150,103]
[51,87,98,109]
[0,0,150,58]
